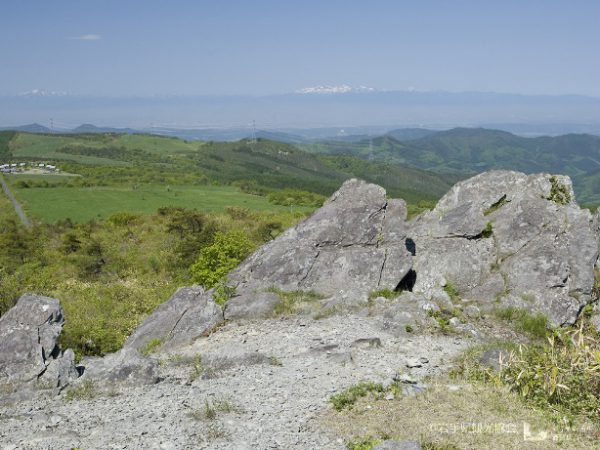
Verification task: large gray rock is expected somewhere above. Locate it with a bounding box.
[124,286,223,353]
[81,347,160,386]
[227,179,413,313]
[0,294,79,391]
[410,171,598,325]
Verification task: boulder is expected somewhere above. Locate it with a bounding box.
[0,294,79,390]
[81,347,160,386]
[409,171,598,326]
[227,179,414,313]
[124,286,223,353]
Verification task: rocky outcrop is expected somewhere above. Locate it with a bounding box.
[124,286,223,353]
[223,171,598,327]
[0,294,80,393]
[226,179,414,314]
[410,171,598,325]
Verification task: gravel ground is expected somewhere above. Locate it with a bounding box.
[0,313,470,450]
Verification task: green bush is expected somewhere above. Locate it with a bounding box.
[189,230,256,288]
[500,325,600,421]
[547,176,571,205]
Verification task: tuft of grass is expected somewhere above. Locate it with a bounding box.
[481,221,493,238]
[64,379,97,401]
[189,397,239,421]
[330,382,386,411]
[368,288,400,303]
[494,306,548,339]
[484,194,508,216]
[428,310,454,334]
[269,356,283,366]
[422,443,460,450]
[139,337,164,356]
[346,437,383,450]
[443,282,460,303]
[268,287,326,316]
[189,355,204,382]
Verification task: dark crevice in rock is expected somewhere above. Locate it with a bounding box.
[369,202,387,222]
[377,249,388,287]
[405,238,416,256]
[396,269,417,292]
[167,307,190,342]
[299,251,320,287]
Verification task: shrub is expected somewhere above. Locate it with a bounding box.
[500,324,600,421]
[547,176,571,205]
[189,230,255,288]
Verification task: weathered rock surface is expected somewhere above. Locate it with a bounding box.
[410,171,598,325]
[373,440,423,450]
[124,285,223,352]
[81,347,160,386]
[0,294,79,391]
[227,179,414,314]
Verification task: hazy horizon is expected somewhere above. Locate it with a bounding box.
[2,1,600,97]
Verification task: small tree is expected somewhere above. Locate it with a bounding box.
[190,230,255,288]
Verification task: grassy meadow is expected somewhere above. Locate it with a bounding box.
[9,182,306,223]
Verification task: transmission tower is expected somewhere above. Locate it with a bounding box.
[251,120,257,144]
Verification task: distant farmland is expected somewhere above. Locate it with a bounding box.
[12,184,309,223]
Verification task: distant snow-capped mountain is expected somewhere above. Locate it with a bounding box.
[295,84,376,94]
[18,89,69,97]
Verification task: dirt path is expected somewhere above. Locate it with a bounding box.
[0,174,31,227]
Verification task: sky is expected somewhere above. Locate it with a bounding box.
[1,0,600,97]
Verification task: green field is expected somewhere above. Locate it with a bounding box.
[14,185,307,223]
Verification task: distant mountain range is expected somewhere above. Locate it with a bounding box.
[5,124,600,205]
[303,127,600,205]
[3,90,600,132]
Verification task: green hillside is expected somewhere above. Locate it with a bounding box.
[1,132,453,223]
[303,128,600,205]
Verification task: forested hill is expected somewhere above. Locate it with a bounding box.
[304,127,600,205]
[0,131,453,204]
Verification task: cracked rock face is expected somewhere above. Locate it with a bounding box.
[410,170,598,325]
[0,294,79,390]
[226,179,414,312]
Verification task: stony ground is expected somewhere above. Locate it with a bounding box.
[0,313,471,449]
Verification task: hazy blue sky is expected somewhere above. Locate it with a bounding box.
[2,0,599,96]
